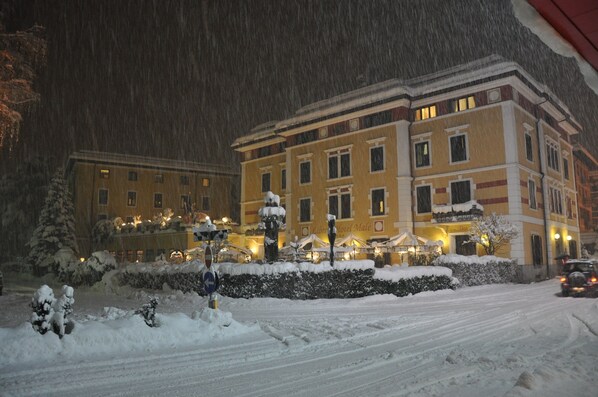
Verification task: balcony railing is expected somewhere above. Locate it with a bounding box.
[432,200,484,223]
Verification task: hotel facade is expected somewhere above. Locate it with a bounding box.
[65,151,239,260]
[232,56,583,281]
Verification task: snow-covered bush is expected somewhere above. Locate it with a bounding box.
[30,284,75,337]
[433,254,516,286]
[135,297,159,327]
[59,250,117,286]
[466,213,519,255]
[30,285,55,335]
[92,219,115,249]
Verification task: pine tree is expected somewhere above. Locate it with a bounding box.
[27,167,78,275]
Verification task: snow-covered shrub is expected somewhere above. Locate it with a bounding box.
[92,219,115,249]
[54,247,78,280]
[60,250,117,286]
[135,297,159,327]
[31,285,55,335]
[52,285,75,338]
[433,254,516,286]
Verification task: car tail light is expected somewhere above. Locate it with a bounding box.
[560,277,567,283]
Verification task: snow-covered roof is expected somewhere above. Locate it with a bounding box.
[235,55,581,149]
[66,150,238,176]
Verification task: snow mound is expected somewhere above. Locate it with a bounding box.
[0,310,261,369]
[504,365,595,397]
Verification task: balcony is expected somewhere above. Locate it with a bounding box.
[432,200,484,224]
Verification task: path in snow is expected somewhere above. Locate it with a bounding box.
[1,280,597,396]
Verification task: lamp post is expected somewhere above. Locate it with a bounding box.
[327,214,336,267]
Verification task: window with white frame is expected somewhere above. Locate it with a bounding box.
[371,188,385,216]
[300,160,311,184]
[450,180,471,205]
[525,131,533,162]
[370,145,384,172]
[328,188,351,219]
[416,185,431,213]
[546,140,560,171]
[528,179,537,209]
[414,141,431,168]
[328,149,351,179]
[299,198,311,222]
[563,157,570,180]
[549,186,562,214]
[449,134,468,163]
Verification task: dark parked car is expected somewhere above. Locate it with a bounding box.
[560,260,597,297]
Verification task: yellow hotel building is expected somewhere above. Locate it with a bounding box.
[232,56,582,281]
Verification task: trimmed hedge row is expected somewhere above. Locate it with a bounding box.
[117,269,454,299]
[434,260,516,287]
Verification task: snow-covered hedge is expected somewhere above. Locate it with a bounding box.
[57,250,117,286]
[117,260,454,299]
[432,254,516,287]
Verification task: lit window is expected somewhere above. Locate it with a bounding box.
[371,189,385,216]
[154,193,163,208]
[415,105,437,121]
[99,169,110,179]
[127,191,137,207]
[451,96,476,112]
[202,178,210,187]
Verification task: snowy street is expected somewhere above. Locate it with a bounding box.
[1,278,597,397]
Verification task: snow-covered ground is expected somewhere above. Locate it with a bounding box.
[1,273,597,397]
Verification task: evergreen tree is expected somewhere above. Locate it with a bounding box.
[27,167,77,275]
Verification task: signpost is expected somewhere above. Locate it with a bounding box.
[203,245,219,309]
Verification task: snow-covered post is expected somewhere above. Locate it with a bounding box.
[327,214,336,267]
[258,192,286,263]
[192,217,229,262]
[52,285,74,338]
[290,236,300,262]
[30,285,55,335]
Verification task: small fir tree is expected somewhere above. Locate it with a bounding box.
[31,284,55,335]
[466,213,519,255]
[27,167,78,275]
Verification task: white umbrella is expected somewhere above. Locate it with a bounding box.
[298,234,328,249]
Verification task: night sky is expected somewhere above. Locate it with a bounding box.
[7,0,598,172]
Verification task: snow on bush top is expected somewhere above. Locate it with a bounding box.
[433,254,513,265]
[373,263,452,281]
[87,250,117,271]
